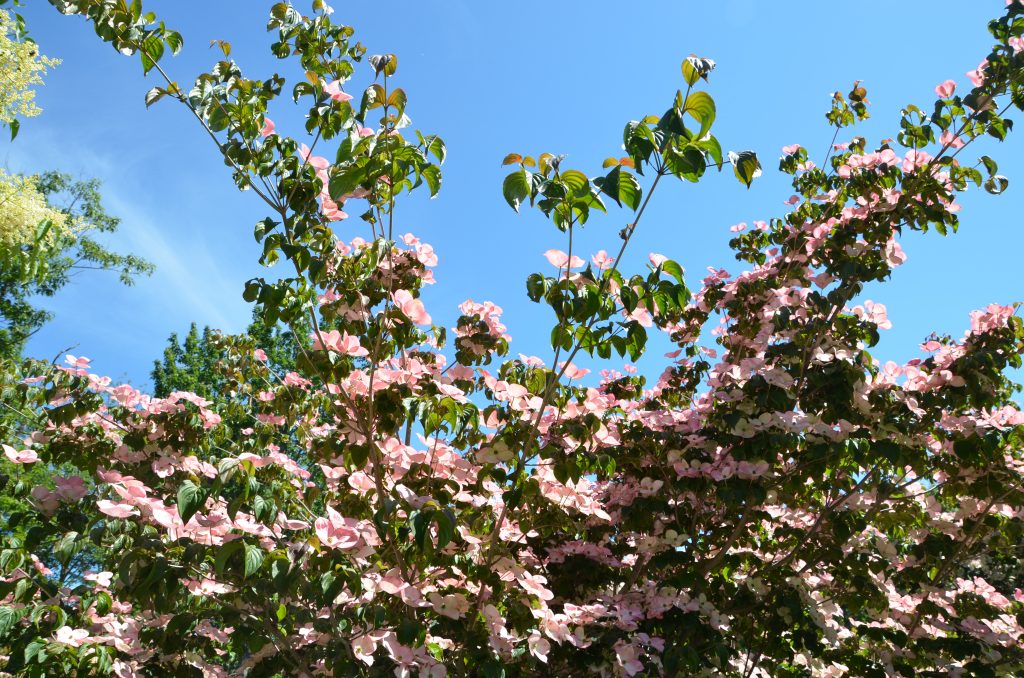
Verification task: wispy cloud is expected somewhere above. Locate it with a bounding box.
[2,126,249,333]
[103,192,241,332]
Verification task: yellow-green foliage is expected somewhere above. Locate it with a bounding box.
[0,8,58,125]
[0,169,77,251]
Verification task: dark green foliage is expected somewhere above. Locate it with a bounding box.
[151,309,307,398]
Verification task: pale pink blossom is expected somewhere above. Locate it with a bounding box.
[3,444,38,464]
[54,626,90,647]
[543,249,584,269]
[323,79,353,102]
[934,80,957,98]
[97,500,139,518]
[591,249,615,270]
[966,59,989,88]
[84,571,114,588]
[560,361,591,380]
[65,354,91,369]
[311,329,369,356]
[392,290,432,325]
[940,129,965,150]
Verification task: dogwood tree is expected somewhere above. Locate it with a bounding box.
[2,1,1024,676]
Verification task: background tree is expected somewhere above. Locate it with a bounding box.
[0,2,57,139]
[0,171,154,361]
[0,1,151,602]
[151,311,306,399]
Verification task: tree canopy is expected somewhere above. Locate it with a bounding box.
[1,1,1024,676]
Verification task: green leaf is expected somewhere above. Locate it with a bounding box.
[24,638,47,664]
[682,55,716,86]
[412,510,433,552]
[177,481,205,524]
[243,543,264,578]
[594,165,642,211]
[560,169,589,196]
[164,30,183,55]
[369,53,397,77]
[387,87,407,113]
[0,606,20,638]
[697,135,724,169]
[985,174,1009,194]
[502,169,531,212]
[665,144,707,181]
[95,591,112,616]
[140,35,165,75]
[422,164,441,197]
[684,91,716,139]
[435,509,456,550]
[9,119,19,141]
[215,540,243,575]
[144,87,166,108]
[729,150,762,188]
[661,259,685,284]
[427,136,446,164]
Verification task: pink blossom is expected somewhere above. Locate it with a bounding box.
[97,500,139,518]
[934,80,957,98]
[939,129,965,150]
[543,249,584,269]
[55,476,88,501]
[299,144,329,170]
[3,444,38,464]
[517,571,554,600]
[84,571,114,588]
[428,592,470,619]
[884,237,907,267]
[54,626,90,647]
[528,631,551,662]
[65,354,91,369]
[782,143,801,155]
[315,506,363,550]
[591,249,615,270]
[392,290,432,325]
[184,577,236,595]
[321,196,348,222]
[311,329,369,356]
[559,361,591,380]
[855,300,892,330]
[351,634,378,665]
[323,79,353,102]
[966,59,989,88]
[614,642,645,676]
[260,117,275,137]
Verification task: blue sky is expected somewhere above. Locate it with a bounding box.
[6,0,1023,389]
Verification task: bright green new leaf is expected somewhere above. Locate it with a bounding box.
[684,91,716,140]
[502,169,530,212]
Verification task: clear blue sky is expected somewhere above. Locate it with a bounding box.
[6,0,1023,389]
